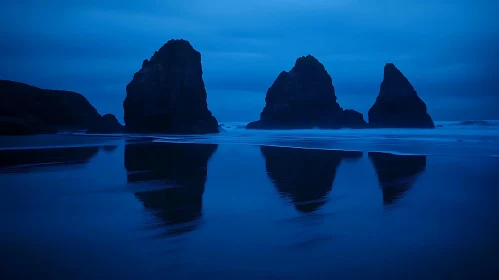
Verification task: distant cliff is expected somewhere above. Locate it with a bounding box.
[0,80,122,135]
[247,55,366,129]
[368,63,434,128]
[123,39,219,134]
[86,114,123,134]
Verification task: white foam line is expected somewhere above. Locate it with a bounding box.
[258,143,364,154]
[0,143,114,151]
[151,137,498,157]
[152,139,219,146]
[0,160,84,168]
[58,133,126,138]
[152,138,429,156]
[258,144,444,156]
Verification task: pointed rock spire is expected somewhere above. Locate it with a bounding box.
[368,63,434,128]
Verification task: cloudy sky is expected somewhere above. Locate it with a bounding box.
[1,0,498,122]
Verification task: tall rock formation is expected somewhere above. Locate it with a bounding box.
[0,80,122,135]
[368,63,435,128]
[246,55,367,129]
[123,39,219,134]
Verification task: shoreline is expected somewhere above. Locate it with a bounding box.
[0,134,124,150]
[1,133,498,158]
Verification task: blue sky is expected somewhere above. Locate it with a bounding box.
[1,0,498,122]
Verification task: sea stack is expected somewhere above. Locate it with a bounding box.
[247,55,366,129]
[0,80,123,135]
[123,39,218,134]
[368,63,434,128]
[87,114,124,134]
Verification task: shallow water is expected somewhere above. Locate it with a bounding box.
[1,132,499,279]
[164,120,499,156]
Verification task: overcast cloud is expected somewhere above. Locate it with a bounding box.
[1,0,498,121]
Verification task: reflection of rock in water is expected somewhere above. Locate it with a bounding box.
[0,146,99,173]
[125,142,217,236]
[102,145,118,153]
[369,152,426,206]
[260,146,362,213]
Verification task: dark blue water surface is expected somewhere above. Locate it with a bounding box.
[1,136,499,279]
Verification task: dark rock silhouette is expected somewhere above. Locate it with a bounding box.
[0,80,122,135]
[0,116,51,135]
[260,146,362,213]
[343,109,368,128]
[125,142,217,236]
[102,145,118,153]
[0,146,99,173]
[368,63,434,128]
[123,39,219,134]
[368,152,426,206]
[87,114,123,134]
[247,55,366,129]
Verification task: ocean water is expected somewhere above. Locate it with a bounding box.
[179,120,499,156]
[1,122,499,279]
